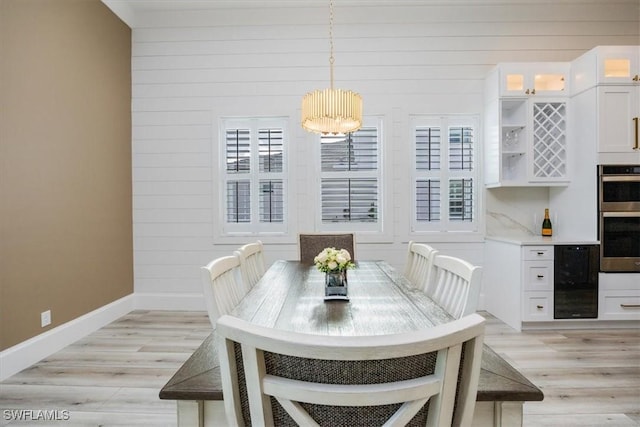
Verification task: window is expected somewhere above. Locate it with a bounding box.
[221,118,287,234]
[319,119,382,231]
[412,115,479,233]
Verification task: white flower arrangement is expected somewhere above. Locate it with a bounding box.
[314,247,355,273]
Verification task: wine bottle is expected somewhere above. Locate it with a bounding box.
[541,208,553,236]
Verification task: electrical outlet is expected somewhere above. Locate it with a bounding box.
[41,310,51,327]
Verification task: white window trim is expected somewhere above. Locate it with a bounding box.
[410,114,482,237]
[217,116,291,238]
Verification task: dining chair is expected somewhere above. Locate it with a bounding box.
[298,233,355,265]
[200,255,246,329]
[427,254,483,319]
[234,240,266,290]
[217,312,486,427]
[404,241,439,291]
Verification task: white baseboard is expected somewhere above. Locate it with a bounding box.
[522,320,640,330]
[0,292,206,381]
[477,293,485,311]
[0,294,134,381]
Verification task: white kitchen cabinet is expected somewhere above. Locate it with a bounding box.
[498,62,570,97]
[521,246,554,322]
[600,293,640,319]
[569,45,640,162]
[598,273,640,321]
[485,91,569,187]
[596,46,640,85]
[484,240,556,331]
[598,85,640,155]
[571,46,640,95]
[485,239,638,330]
[529,99,569,183]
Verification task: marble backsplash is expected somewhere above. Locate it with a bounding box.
[486,211,536,237]
[485,187,550,238]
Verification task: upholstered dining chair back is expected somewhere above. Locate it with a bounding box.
[404,241,439,291]
[298,233,355,265]
[428,255,483,319]
[234,240,266,291]
[200,255,246,329]
[217,313,485,427]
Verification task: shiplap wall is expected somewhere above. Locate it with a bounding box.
[128,1,640,309]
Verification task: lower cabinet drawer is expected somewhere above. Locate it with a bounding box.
[599,291,640,320]
[523,292,553,321]
[524,262,553,291]
[522,245,553,261]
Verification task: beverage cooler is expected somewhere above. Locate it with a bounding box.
[554,245,599,319]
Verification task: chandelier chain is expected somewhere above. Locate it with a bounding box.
[329,0,334,89]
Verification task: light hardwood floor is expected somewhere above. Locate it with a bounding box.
[0,310,638,426]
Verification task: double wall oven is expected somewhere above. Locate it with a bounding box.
[598,165,640,272]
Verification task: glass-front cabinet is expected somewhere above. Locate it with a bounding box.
[499,62,570,97]
[597,46,640,85]
[572,45,640,94]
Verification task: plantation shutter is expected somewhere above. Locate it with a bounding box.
[320,128,379,223]
[221,118,288,233]
[258,128,284,223]
[448,126,474,222]
[412,116,478,233]
[415,126,441,222]
[225,129,251,223]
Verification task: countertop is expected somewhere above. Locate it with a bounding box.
[486,234,599,246]
[485,211,599,246]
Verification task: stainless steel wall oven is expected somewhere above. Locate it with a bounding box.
[598,165,640,272]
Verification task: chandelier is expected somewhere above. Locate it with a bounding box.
[301,0,363,135]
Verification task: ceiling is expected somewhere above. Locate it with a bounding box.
[101,0,470,27]
[101,0,410,27]
[101,0,596,28]
[103,0,492,10]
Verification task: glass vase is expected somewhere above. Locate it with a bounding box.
[324,270,348,301]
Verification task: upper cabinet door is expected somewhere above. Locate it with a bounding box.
[499,63,570,97]
[597,46,640,85]
[597,85,640,156]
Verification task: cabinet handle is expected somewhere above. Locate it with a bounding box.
[531,88,536,95]
[525,89,530,95]
[537,275,545,279]
[633,75,639,81]
[634,117,639,150]
[537,252,545,255]
[620,304,640,308]
[536,305,544,309]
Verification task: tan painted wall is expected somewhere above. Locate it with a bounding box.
[0,0,132,350]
